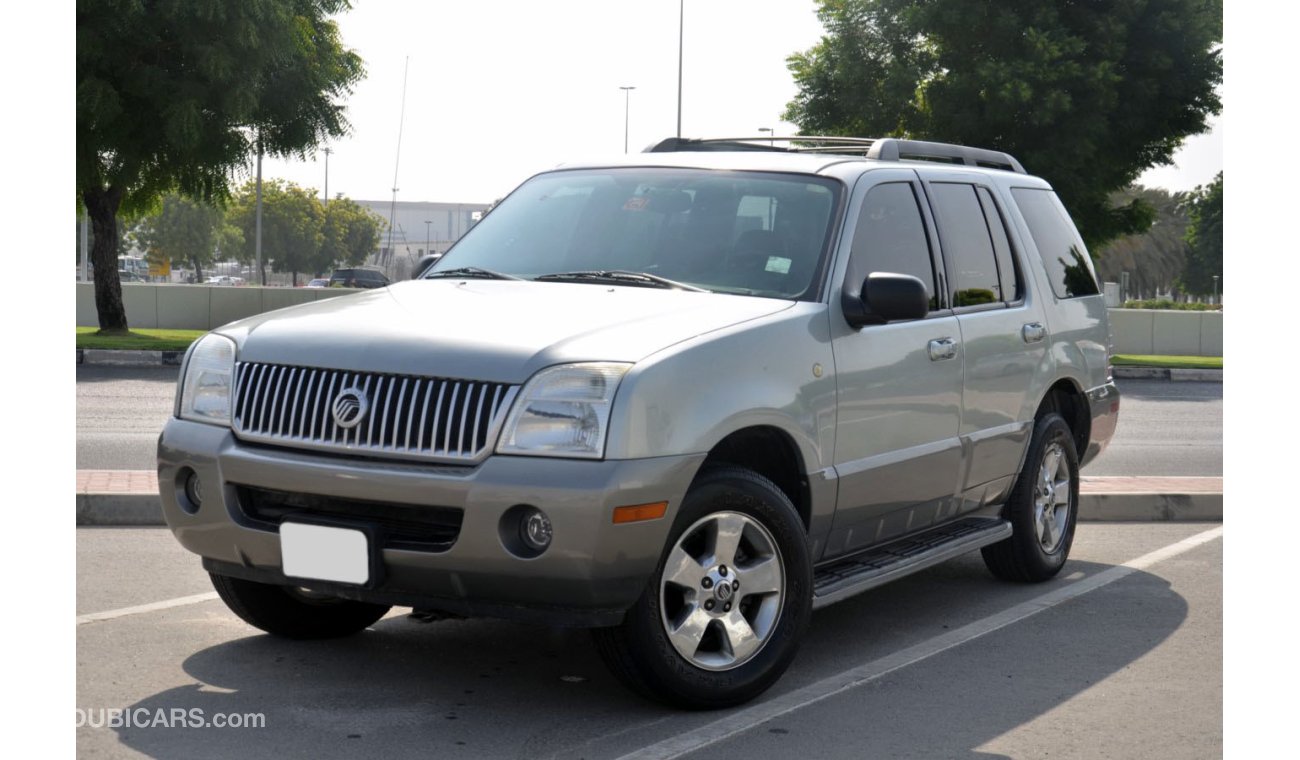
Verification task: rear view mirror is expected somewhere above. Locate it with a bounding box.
[843,272,929,327]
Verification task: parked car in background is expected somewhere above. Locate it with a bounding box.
[118,270,146,283]
[305,279,330,288]
[206,276,237,286]
[329,267,390,289]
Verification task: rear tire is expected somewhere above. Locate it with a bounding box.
[982,412,1079,583]
[592,466,811,709]
[210,573,391,639]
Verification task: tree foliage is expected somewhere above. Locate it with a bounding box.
[1094,186,1189,299]
[131,194,239,282]
[227,181,385,282]
[1178,171,1223,298]
[784,0,1222,249]
[228,180,323,285]
[77,0,363,330]
[322,198,386,270]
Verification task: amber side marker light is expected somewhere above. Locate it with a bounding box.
[612,501,668,524]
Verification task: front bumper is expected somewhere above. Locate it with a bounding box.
[1081,381,1120,466]
[158,418,705,627]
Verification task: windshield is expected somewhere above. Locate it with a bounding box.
[427,169,842,299]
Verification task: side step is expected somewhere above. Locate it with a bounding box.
[812,517,1012,609]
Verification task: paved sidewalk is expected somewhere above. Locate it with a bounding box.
[75,471,1224,526]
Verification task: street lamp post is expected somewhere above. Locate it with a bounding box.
[322,147,332,206]
[425,220,432,256]
[677,0,684,137]
[758,127,773,146]
[620,86,636,153]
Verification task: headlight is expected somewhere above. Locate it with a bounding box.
[496,363,631,459]
[178,333,237,426]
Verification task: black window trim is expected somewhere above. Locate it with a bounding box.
[974,185,1027,309]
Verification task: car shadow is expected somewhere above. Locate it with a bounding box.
[108,555,1189,759]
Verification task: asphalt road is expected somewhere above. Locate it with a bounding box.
[76,366,1223,477]
[76,523,1222,759]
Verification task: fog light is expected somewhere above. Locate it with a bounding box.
[521,508,553,551]
[184,471,203,508]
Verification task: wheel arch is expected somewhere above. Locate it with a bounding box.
[697,425,812,532]
[1036,379,1090,458]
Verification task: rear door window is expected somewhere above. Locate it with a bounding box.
[927,183,1001,308]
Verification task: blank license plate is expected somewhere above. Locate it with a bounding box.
[280,522,370,585]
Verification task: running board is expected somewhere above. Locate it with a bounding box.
[812,518,1012,609]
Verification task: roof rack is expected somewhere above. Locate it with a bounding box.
[645,136,1026,174]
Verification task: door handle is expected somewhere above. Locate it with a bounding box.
[1022,322,1047,343]
[928,337,958,361]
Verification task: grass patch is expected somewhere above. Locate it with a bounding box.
[77,327,205,351]
[1112,354,1222,370]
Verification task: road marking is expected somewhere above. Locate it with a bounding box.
[76,592,219,626]
[615,526,1223,760]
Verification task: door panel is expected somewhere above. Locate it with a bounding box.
[826,171,964,559]
[917,171,1050,506]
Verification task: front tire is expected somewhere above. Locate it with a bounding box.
[982,412,1080,582]
[210,573,391,639]
[592,466,812,709]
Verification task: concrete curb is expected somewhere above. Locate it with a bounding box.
[1112,366,1222,382]
[76,491,1223,527]
[77,494,168,526]
[78,349,184,367]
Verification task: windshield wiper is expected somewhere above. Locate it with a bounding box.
[424,267,523,281]
[534,270,709,292]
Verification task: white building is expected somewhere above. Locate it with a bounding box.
[353,199,492,270]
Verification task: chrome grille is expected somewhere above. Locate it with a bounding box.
[232,362,518,464]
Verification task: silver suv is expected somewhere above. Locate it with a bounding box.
[159,137,1119,708]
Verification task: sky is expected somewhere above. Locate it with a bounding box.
[257,0,1223,206]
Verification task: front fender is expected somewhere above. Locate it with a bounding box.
[604,303,836,471]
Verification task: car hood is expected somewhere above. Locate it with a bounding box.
[220,279,795,384]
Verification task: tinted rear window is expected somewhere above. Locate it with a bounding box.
[1011,188,1100,299]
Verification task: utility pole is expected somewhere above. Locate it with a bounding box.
[255,132,264,285]
[425,220,432,256]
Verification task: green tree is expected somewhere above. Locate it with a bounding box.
[131,194,232,282]
[319,198,386,273]
[1178,172,1223,299]
[784,0,1221,249]
[228,180,324,286]
[77,0,363,331]
[1095,186,1189,299]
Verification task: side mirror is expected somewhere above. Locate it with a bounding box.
[842,272,929,327]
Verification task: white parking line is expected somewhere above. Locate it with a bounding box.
[615,526,1224,760]
[76,592,219,626]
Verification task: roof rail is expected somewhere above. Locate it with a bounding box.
[645,136,877,153]
[866,138,1026,174]
[645,135,1026,174]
